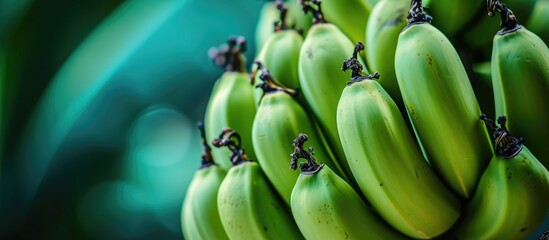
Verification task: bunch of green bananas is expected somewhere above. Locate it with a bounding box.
[182,0,549,239]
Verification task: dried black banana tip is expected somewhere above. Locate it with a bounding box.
[212,128,249,166]
[406,0,432,26]
[197,121,215,169]
[252,61,299,97]
[342,42,381,85]
[290,133,324,174]
[274,0,290,32]
[480,114,524,159]
[208,36,247,73]
[301,0,327,24]
[486,0,521,34]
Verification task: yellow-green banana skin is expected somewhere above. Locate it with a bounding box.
[453,147,549,240]
[299,23,366,186]
[321,0,370,47]
[182,165,229,240]
[252,91,344,205]
[365,0,408,108]
[291,165,406,240]
[217,161,303,239]
[491,27,549,168]
[204,72,257,169]
[337,79,462,239]
[395,23,493,199]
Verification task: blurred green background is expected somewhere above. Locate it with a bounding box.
[0,0,265,239]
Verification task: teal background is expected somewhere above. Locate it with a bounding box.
[1,0,264,239]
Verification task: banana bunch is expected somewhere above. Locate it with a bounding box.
[181,0,549,239]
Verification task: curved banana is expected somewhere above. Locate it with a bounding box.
[489,0,549,168]
[212,129,303,240]
[452,115,549,239]
[315,0,371,49]
[298,0,367,188]
[365,0,409,109]
[526,0,549,45]
[251,62,347,206]
[181,122,229,240]
[337,43,462,239]
[204,37,257,169]
[289,133,406,240]
[394,0,493,199]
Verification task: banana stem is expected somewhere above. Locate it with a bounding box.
[300,0,327,24]
[212,128,249,166]
[341,42,380,85]
[290,133,324,175]
[486,0,521,34]
[208,36,247,73]
[252,61,299,97]
[406,0,432,26]
[198,121,216,169]
[480,114,523,159]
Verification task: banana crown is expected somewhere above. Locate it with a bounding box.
[341,42,380,85]
[197,121,217,169]
[251,61,299,99]
[290,133,324,175]
[487,0,522,35]
[301,0,327,24]
[480,114,524,159]
[406,0,432,27]
[208,36,248,73]
[212,128,251,166]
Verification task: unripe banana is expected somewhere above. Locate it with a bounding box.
[181,122,229,240]
[526,0,549,45]
[365,0,409,109]
[394,0,493,199]
[489,0,549,168]
[317,0,371,48]
[254,2,280,55]
[298,0,367,188]
[337,43,462,239]
[212,129,303,240]
[251,1,304,106]
[285,0,313,36]
[289,133,407,240]
[452,115,549,240]
[204,37,257,169]
[251,62,348,206]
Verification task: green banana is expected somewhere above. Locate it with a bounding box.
[452,115,549,239]
[394,0,493,199]
[204,37,257,169]
[251,62,347,206]
[427,0,483,37]
[365,0,409,109]
[251,1,304,106]
[285,0,314,36]
[181,122,229,240]
[212,128,303,240]
[489,0,549,168]
[526,0,549,45]
[317,0,371,48]
[298,0,367,188]
[254,1,279,55]
[337,43,462,239]
[289,133,406,240]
